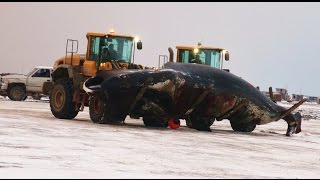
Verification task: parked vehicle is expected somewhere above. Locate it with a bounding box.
[0,66,53,101]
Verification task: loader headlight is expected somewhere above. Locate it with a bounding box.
[193,48,199,54]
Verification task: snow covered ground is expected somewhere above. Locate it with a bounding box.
[0,96,319,178]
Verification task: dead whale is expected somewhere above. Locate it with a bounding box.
[84,62,306,136]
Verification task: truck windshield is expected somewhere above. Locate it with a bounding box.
[26,68,37,76]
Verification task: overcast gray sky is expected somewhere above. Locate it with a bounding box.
[1,2,319,96]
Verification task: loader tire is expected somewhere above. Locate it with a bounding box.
[50,78,78,119]
[185,119,193,128]
[89,93,123,125]
[32,94,41,100]
[89,94,105,123]
[230,121,256,132]
[8,85,26,101]
[186,116,214,131]
[143,117,168,128]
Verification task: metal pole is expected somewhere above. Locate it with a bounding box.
[133,41,136,64]
[71,41,74,66]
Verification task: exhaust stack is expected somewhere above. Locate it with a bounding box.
[168,47,174,62]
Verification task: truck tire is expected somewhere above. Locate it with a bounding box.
[8,85,26,101]
[50,78,78,119]
[89,94,105,123]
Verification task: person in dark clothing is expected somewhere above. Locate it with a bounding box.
[189,53,203,64]
[108,44,119,60]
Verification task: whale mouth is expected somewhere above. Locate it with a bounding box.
[83,76,103,94]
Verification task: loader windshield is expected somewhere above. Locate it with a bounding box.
[179,49,222,69]
[89,36,134,64]
[102,36,134,63]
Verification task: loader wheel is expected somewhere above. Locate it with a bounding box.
[186,116,214,131]
[89,93,120,124]
[143,117,168,128]
[89,94,105,123]
[185,119,193,128]
[230,121,256,132]
[32,94,41,100]
[50,78,78,119]
[8,85,26,101]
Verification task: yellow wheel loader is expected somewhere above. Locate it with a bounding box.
[158,43,230,128]
[48,30,143,123]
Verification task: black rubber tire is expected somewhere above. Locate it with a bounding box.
[50,78,78,119]
[89,92,124,125]
[32,94,41,100]
[230,121,256,132]
[8,85,26,101]
[89,94,105,123]
[186,116,214,131]
[143,117,168,128]
[185,118,193,128]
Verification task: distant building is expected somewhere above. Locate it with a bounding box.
[307,96,318,103]
[261,91,269,97]
[275,88,290,101]
[292,94,304,101]
[261,90,281,102]
[273,92,282,102]
[260,87,319,103]
[259,86,319,103]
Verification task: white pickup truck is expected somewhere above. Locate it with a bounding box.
[0,66,53,101]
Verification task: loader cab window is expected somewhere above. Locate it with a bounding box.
[89,36,134,64]
[101,36,134,63]
[88,36,101,62]
[178,49,204,64]
[202,49,222,69]
[178,49,222,68]
[178,50,193,63]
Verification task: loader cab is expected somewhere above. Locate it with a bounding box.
[52,31,143,78]
[86,31,142,71]
[176,45,229,69]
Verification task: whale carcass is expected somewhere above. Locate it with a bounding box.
[83,62,306,136]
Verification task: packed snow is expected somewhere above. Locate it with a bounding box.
[0,96,319,178]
